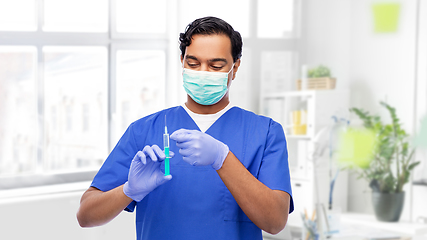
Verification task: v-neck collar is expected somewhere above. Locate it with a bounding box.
[179,104,235,133]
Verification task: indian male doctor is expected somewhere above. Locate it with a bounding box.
[77,16,294,240]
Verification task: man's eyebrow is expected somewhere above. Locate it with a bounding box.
[185,55,198,61]
[208,58,228,64]
[185,55,228,64]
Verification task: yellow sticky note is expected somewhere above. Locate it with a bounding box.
[337,128,377,169]
[372,3,400,33]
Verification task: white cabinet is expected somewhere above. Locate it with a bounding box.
[261,90,349,228]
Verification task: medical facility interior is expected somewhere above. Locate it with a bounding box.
[1,0,427,239]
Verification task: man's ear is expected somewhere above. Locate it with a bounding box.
[232,59,241,80]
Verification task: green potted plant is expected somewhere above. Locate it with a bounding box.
[348,101,420,222]
[307,65,331,78]
[298,65,336,90]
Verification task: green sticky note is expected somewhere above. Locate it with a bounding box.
[372,3,400,33]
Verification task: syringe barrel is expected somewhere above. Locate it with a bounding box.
[163,133,169,148]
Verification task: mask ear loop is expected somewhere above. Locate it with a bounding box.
[228,63,235,74]
[181,55,186,75]
[181,48,189,75]
[227,63,236,80]
[182,55,185,68]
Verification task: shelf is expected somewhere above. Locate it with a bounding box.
[262,90,315,99]
[261,89,351,230]
[262,89,339,99]
[413,179,427,186]
[286,134,312,140]
[340,212,427,237]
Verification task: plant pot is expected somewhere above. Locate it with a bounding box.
[372,191,405,222]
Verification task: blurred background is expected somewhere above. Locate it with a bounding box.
[0,0,426,239]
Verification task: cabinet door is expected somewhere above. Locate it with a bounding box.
[287,179,314,227]
[288,139,311,178]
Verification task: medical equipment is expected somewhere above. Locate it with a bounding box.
[164,115,171,176]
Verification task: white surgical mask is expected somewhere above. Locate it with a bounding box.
[182,64,234,105]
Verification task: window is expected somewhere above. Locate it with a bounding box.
[115,0,167,34]
[0,0,171,188]
[0,47,37,175]
[43,46,108,171]
[260,51,296,93]
[179,0,251,38]
[257,0,295,38]
[43,0,108,32]
[0,0,37,31]
[114,50,166,141]
[0,0,301,189]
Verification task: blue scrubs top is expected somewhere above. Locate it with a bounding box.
[91,106,294,240]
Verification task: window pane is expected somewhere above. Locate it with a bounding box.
[260,51,296,93]
[0,47,37,176]
[43,0,108,32]
[230,47,252,111]
[257,0,294,38]
[44,46,108,172]
[115,50,166,140]
[116,0,167,34]
[0,0,36,31]
[179,0,250,38]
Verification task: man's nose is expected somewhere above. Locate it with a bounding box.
[200,64,209,72]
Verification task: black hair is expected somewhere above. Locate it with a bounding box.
[179,16,243,63]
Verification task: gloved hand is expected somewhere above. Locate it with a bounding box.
[123,145,173,202]
[170,129,229,170]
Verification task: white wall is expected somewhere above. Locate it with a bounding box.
[303,0,420,221]
[301,0,352,91]
[0,188,135,240]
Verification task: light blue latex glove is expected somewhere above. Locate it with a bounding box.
[123,145,174,202]
[170,129,229,170]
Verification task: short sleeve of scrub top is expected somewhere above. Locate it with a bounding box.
[258,120,294,213]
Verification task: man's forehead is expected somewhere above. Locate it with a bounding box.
[184,34,233,61]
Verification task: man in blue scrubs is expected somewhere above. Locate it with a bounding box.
[77,16,293,240]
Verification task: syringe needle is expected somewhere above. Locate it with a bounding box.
[165,115,167,133]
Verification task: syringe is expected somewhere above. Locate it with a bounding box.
[163,115,170,176]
